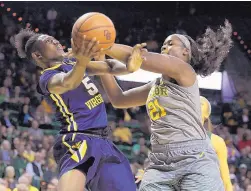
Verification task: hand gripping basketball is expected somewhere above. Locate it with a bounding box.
[66,36,103,63]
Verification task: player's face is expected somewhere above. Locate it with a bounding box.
[161,35,187,60]
[38,35,65,61]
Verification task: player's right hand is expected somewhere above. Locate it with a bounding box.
[71,36,102,62]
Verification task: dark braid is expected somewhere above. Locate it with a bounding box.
[14,29,42,59]
[185,20,233,77]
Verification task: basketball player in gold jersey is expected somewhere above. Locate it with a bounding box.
[135,96,233,191]
[200,96,232,191]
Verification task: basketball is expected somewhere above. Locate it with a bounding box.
[72,12,116,50]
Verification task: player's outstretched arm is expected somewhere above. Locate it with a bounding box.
[86,60,131,76]
[100,74,154,108]
[94,54,153,108]
[107,43,196,87]
[47,37,100,94]
[86,44,145,76]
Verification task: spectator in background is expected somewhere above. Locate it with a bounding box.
[34,104,51,125]
[18,105,33,127]
[22,173,39,191]
[0,184,8,191]
[247,185,251,191]
[28,120,43,143]
[0,88,6,104]
[3,166,16,190]
[20,131,29,142]
[0,178,11,191]
[10,86,24,104]
[13,176,38,191]
[0,110,14,129]
[113,121,132,144]
[6,126,14,142]
[239,147,251,169]
[12,137,20,158]
[46,183,56,191]
[46,149,56,172]
[15,184,29,191]
[23,144,35,163]
[0,140,12,165]
[5,69,12,79]
[39,149,47,165]
[236,93,247,109]
[12,144,27,179]
[46,178,58,191]
[226,138,241,164]
[26,136,36,152]
[0,125,7,141]
[229,164,237,178]
[233,127,244,146]
[244,177,251,190]
[0,78,11,103]
[240,108,250,127]
[237,163,248,189]
[26,152,43,179]
[23,97,30,106]
[230,174,241,191]
[43,161,57,184]
[47,9,57,21]
[238,132,251,151]
[47,136,55,148]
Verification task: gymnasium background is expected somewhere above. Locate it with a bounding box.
[0,2,251,191]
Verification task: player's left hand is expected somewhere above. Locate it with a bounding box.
[135,169,145,184]
[127,43,147,73]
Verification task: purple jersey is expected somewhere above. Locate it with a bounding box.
[37,61,108,132]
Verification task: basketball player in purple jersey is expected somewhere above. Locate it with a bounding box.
[14,29,143,191]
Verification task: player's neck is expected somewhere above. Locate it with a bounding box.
[48,60,64,68]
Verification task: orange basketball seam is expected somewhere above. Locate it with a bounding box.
[78,25,114,33]
[77,13,99,33]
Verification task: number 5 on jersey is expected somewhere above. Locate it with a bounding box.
[82,77,98,96]
[147,99,167,121]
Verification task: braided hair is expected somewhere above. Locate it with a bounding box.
[185,20,233,77]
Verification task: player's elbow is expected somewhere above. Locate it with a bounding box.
[62,80,80,91]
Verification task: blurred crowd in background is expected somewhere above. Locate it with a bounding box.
[0,2,251,191]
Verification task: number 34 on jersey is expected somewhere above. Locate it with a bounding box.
[147,99,167,121]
